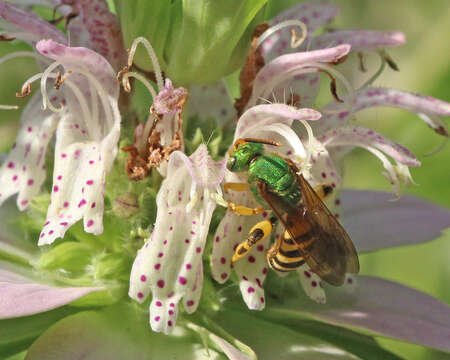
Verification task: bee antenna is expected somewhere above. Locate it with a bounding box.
[243,138,281,147]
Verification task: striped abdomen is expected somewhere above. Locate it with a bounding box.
[267,224,315,272]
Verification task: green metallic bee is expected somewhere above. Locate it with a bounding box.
[224,138,359,286]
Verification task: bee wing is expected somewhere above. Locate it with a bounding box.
[257,170,359,286]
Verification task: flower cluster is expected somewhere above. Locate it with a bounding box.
[0,1,449,359]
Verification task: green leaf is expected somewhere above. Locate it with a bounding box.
[213,309,371,359]
[260,312,403,360]
[166,0,268,85]
[0,307,77,358]
[26,304,228,360]
[37,242,94,273]
[114,0,171,69]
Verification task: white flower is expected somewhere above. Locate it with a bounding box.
[129,144,226,334]
[0,1,126,245]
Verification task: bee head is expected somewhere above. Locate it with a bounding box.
[227,138,280,172]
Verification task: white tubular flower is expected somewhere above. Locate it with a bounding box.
[129,144,226,334]
[35,40,120,245]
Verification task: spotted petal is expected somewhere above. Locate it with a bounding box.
[317,87,450,136]
[188,81,236,124]
[212,172,271,310]
[0,1,66,44]
[0,93,59,211]
[35,40,120,245]
[67,0,126,70]
[310,30,405,53]
[322,126,420,197]
[129,145,226,334]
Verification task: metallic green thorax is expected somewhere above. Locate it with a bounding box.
[248,154,301,208]
[227,143,301,208]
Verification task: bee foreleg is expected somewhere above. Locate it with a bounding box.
[227,201,265,216]
[232,218,275,264]
[223,182,250,193]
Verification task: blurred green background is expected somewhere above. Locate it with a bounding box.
[0,1,449,359]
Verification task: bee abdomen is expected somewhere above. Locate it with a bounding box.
[268,241,305,272]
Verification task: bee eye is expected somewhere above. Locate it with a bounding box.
[227,156,236,170]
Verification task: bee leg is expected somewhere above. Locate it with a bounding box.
[313,184,333,200]
[227,201,265,216]
[223,182,250,193]
[232,217,276,264]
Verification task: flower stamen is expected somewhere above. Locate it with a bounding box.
[127,37,164,91]
[255,20,308,49]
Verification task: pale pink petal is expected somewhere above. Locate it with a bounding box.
[250,44,350,107]
[0,1,66,44]
[36,40,119,100]
[235,103,321,141]
[311,30,405,52]
[67,0,126,70]
[188,81,236,124]
[341,190,450,253]
[0,265,103,319]
[321,126,420,167]
[262,2,340,60]
[270,73,320,109]
[0,93,59,210]
[154,79,188,115]
[317,87,450,136]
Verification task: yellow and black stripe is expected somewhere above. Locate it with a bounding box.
[268,228,315,272]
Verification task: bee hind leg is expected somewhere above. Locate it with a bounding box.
[227,201,265,216]
[232,218,276,264]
